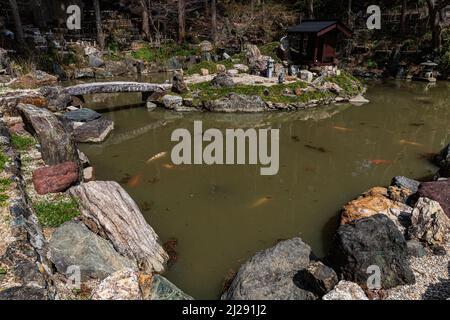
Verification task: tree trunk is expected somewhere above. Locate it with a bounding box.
[426,0,443,50]
[347,0,352,26]
[31,0,47,30]
[307,0,314,19]
[140,0,150,41]
[400,0,407,33]
[8,0,25,46]
[93,0,105,49]
[211,0,217,43]
[205,0,210,16]
[178,0,186,44]
[69,181,169,274]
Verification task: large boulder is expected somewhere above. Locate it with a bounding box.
[32,162,79,195]
[72,117,114,143]
[17,104,81,168]
[322,281,369,300]
[91,268,142,300]
[39,86,72,112]
[146,275,193,300]
[340,187,413,233]
[204,93,269,113]
[49,221,137,280]
[297,261,338,297]
[408,197,450,245]
[63,108,102,123]
[245,44,269,76]
[331,214,415,289]
[435,143,449,178]
[199,40,214,53]
[418,180,450,218]
[162,95,183,110]
[222,238,317,300]
[211,73,234,88]
[10,70,58,89]
[171,72,188,94]
[391,176,420,193]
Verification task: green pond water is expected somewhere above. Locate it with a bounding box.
[79,80,450,299]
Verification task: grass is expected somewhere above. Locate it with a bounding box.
[34,198,80,228]
[132,42,199,64]
[0,151,7,171]
[11,134,35,151]
[0,194,8,207]
[327,72,364,97]
[0,178,12,192]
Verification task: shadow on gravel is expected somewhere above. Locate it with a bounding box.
[422,262,450,300]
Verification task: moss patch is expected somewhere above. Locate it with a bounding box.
[34,198,80,228]
[259,42,281,63]
[11,134,36,151]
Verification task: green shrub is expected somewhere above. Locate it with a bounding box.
[11,134,35,151]
[34,198,80,228]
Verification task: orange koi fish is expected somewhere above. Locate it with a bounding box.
[332,126,353,132]
[399,140,423,147]
[127,174,142,188]
[146,151,168,164]
[369,159,393,165]
[250,196,273,208]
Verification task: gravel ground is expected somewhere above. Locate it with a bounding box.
[386,241,449,300]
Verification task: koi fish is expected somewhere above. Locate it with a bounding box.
[250,196,273,208]
[162,164,176,169]
[399,139,423,147]
[146,151,168,164]
[332,126,353,132]
[368,159,393,165]
[127,174,142,188]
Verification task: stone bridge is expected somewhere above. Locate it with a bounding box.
[63,82,172,103]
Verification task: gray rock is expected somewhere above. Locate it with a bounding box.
[204,93,268,113]
[162,95,183,110]
[408,197,450,245]
[146,102,157,110]
[322,281,368,300]
[391,176,420,193]
[89,55,105,68]
[222,238,317,300]
[211,73,234,88]
[17,104,81,169]
[331,214,415,289]
[297,261,338,297]
[406,239,426,257]
[73,117,114,143]
[199,40,214,53]
[166,57,183,70]
[435,143,450,178]
[349,95,370,105]
[49,221,136,280]
[147,275,193,300]
[172,72,188,94]
[39,86,72,112]
[74,68,95,79]
[0,286,47,300]
[63,108,102,123]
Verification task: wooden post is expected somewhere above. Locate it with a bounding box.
[8,0,25,46]
[211,0,217,44]
[93,0,105,49]
[178,0,186,44]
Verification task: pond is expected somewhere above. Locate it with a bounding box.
[79,80,450,299]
